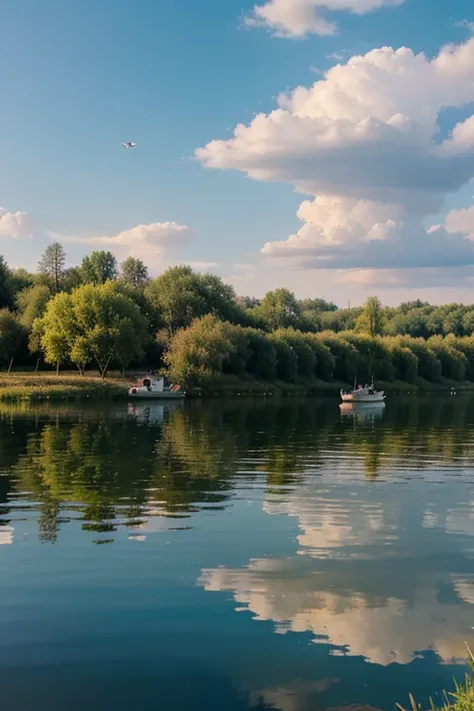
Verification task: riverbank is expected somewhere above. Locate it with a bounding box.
[1,371,474,402]
[0,373,130,401]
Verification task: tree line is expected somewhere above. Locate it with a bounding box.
[0,244,474,385]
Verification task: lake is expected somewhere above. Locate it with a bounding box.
[1,396,474,711]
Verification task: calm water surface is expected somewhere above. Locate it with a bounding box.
[1,396,474,711]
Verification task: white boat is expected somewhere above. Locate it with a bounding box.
[128,376,185,400]
[340,378,385,403]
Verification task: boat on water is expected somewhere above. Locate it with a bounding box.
[128,376,185,400]
[340,378,385,403]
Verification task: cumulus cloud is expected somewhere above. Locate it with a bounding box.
[261,196,474,269]
[0,209,35,239]
[245,0,404,38]
[196,38,474,276]
[58,221,195,258]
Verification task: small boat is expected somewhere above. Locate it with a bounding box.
[340,378,385,403]
[128,376,185,400]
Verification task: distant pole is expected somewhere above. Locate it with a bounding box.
[348,300,351,309]
[35,357,40,373]
[7,358,13,374]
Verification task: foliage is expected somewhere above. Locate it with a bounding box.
[121,257,149,287]
[245,328,277,380]
[340,332,394,382]
[273,328,316,378]
[164,314,239,386]
[0,256,14,309]
[145,266,242,334]
[81,251,118,285]
[427,335,467,381]
[304,335,336,380]
[385,338,419,383]
[315,332,357,382]
[38,243,66,293]
[0,310,27,366]
[255,288,301,331]
[356,296,385,337]
[16,284,52,328]
[267,334,298,383]
[398,337,442,382]
[35,282,149,376]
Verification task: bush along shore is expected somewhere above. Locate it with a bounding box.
[2,250,474,396]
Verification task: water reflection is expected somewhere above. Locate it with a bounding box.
[1,396,474,541]
[1,397,474,710]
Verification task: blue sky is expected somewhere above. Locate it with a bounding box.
[2,0,474,304]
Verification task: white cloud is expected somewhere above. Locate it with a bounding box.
[196,38,474,275]
[245,0,404,38]
[0,210,35,239]
[57,221,195,259]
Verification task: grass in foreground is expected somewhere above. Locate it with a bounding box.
[0,371,133,401]
[398,649,474,711]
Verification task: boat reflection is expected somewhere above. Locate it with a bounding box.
[127,400,183,424]
[339,401,386,422]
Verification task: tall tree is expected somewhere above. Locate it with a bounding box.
[81,251,118,285]
[121,257,149,287]
[256,288,301,331]
[356,296,385,337]
[38,243,66,293]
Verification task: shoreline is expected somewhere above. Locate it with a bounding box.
[1,372,474,402]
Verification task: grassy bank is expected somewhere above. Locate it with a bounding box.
[1,371,474,402]
[0,372,131,401]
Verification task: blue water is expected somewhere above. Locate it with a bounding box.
[0,396,473,711]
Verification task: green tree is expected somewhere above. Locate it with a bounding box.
[164,314,239,386]
[15,284,51,329]
[121,257,150,287]
[316,332,358,383]
[267,334,298,382]
[245,329,277,380]
[256,288,301,331]
[36,282,149,377]
[38,243,66,293]
[62,267,83,292]
[304,335,336,380]
[427,335,467,381]
[399,337,441,382]
[0,256,13,309]
[81,251,118,285]
[356,296,385,337]
[145,266,241,335]
[273,328,315,378]
[0,310,27,367]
